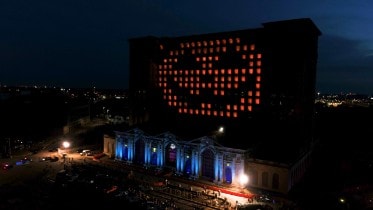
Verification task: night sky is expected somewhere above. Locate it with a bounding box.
[1,0,373,94]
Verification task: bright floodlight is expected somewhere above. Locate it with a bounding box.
[62,141,70,149]
[239,174,249,187]
[218,126,224,133]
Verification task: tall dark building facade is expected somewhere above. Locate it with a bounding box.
[128,18,321,157]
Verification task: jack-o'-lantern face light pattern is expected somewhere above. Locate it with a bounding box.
[157,37,262,118]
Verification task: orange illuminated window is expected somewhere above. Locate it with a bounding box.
[248,91,253,96]
[202,83,206,88]
[226,112,231,117]
[249,61,254,67]
[178,108,182,113]
[220,111,224,117]
[236,46,240,52]
[257,68,261,74]
[214,83,218,88]
[159,83,162,87]
[227,83,231,89]
[174,70,177,75]
[201,103,205,108]
[256,91,260,97]
[158,71,162,75]
[197,41,201,47]
[248,98,252,104]
[203,48,207,54]
[190,77,194,82]
[250,44,255,50]
[243,45,248,51]
[257,53,262,59]
[240,98,245,103]
[173,102,177,106]
[207,110,211,115]
[233,105,238,111]
[207,104,211,109]
[202,63,206,68]
[208,83,212,88]
[189,109,193,114]
[226,104,231,110]
[168,64,172,69]
[196,70,200,75]
[236,38,240,43]
[168,95,172,100]
[196,90,200,95]
[203,41,207,46]
[214,69,219,75]
[257,61,261,66]
[208,63,212,68]
[222,39,227,44]
[227,69,232,74]
[183,108,187,113]
[179,70,183,75]
[214,90,218,95]
[227,76,231,82]
[202,70,206,75]
[163,83,167,87]
[168,58,172,62]
[178,83,182,87]
[209,40,214,46]
[163,95,166,100]
[196,83,200,88]
[220,90,224,95]
[216,47,220,52]
[241,76,246,82]
[233,112,238,118]
[164,65,167,69]
[249,54,254,59]
[168,101,172,106]
[191,49,195,54]
[175,50,179,55]
[216,40,220,45]
[248,106,252,111]
[220,83,224,89]
[241,68,246,74]
[213,111,218,116]
[196,77,200,81]
[234,76,238,82]
[240,105,244,111]
[221,77,225,82]
[234,69,239,74]
[201,110,205,115]
[163,59,167,63]
[179,77,182,81]
[222,47,226,52]
[249,69,254,74]
[163,89,167,94]
[242,54,246,59]
[163,71,167,75]
[195,109,199,115]
[185,77,188,82]
[229,38,233,44]
[186,43,190,48]
[181,50,184,55]
[190,83,194,88]
[160,44,164,50]
[184,83,188,88]
[208,56,212,61]
[208,69,213,75]
[168,89,172,94]
[256,83,260,89]
[256,76,261,82]
[198,49,201,54]
[202,57,206,61]
[191,42,195,47]
[255,99,260,104]
[159,65,162,70]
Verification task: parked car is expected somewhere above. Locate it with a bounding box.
[2,163,13,170]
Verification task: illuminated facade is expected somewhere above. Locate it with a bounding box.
[128,18,321,147]
[123,18,321,194]
[113,128,246,186]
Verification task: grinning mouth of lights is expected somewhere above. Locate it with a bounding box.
[157,38,262,118]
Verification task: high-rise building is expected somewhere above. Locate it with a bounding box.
[128,18,321,161]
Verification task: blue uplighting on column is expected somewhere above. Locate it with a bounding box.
[214,154,219,182]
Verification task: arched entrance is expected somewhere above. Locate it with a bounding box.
[201,149,214,181]
[165,143,177,168]
[134,139,145,164]
[225,167,232,184]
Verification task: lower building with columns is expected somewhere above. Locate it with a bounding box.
[103,128,313,195]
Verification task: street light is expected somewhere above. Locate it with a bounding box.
[239,173,249,188]
[62,141,70,149]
